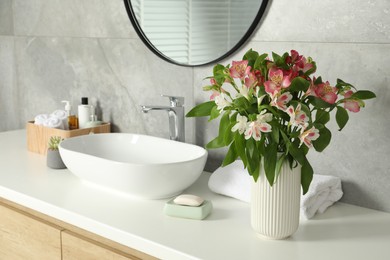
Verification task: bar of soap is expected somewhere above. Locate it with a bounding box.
[173,194,204,207]
[164,198,212,220]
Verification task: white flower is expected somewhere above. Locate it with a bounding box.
[244,111,273,141]
[237,85,250,100]
[270,92,292,111]
[286,103,309,130]
[231,114,248,134]
[214,93,231,111]
[257,110,273,123]
[299,124,320,148]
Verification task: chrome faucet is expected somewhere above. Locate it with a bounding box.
[141,95,185,142]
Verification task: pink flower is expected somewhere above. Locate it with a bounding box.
[264,68,292,98]
[229,60,251,79]
[210,78,217,86]
[343,90,361,112]
[288,50,314,74]
[244,111,272,141]
[312,81,338,104]
[254,70,265,87]
[270,92,292,111]
[299,125,320,148]
[210,90,219,101]
[244,71,258,88]
[286,103,309,129]
[288,50,302,64]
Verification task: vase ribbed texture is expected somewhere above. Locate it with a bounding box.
[251,162,301,239]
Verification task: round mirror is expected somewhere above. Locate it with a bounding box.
[124,0,269,67]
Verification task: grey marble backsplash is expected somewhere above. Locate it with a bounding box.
[0,0,389,212]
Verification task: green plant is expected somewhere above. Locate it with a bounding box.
[48,136,63,150]
[187,49,376,194]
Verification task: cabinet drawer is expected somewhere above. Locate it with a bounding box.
[0,203,62,260]
[62,231,139,260]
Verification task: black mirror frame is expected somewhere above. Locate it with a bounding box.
[124,0,269,67]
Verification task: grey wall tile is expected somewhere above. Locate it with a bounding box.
[0,0,13,35]
[13,0,136,38]
[0,36,18,131]
[255,0,390,43]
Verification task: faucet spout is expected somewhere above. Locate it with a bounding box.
[141,105,172,113]
[140,96,185,142]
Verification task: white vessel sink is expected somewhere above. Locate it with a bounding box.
[59,133,207,199]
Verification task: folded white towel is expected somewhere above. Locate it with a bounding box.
[34,114,50,125]
[43,116,64,129]
[300,174,343,219]
[208,160,251,202]
[208,160,343,219]
[51,110,68,130]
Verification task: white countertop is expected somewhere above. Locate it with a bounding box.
[1,130,390,260]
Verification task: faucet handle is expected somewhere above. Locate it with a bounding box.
[161,95,184,107]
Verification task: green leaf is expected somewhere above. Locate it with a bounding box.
[351,90,376,100]
[234,96,251,110]
[223,122,235,145]
[246,138,258,175]
[243,49,259,67]
[186,101,216,117]
[213,64,226,85]
[312,126,331,152]
[314,76,323,85]
[253,53,268,70]
[264,142,277,185]
[336,106,349,131]
[209,106,221,121]
[269,121,279,143]
[275,153,286,183]
[234,132,247,167]
[288,141,305,165]
[315,109,330,125]
[289,77,310,93]
[301,158,313,195]
[336,78,356,90]
[222,142,238,166]
[205,136,225,149]
[205,112,231,149]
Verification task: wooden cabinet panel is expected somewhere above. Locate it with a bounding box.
[62,231,138,260]
[0,203,62,260]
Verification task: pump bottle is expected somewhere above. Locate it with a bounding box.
[61,100,78,130]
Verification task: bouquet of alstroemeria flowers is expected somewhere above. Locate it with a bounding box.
[187,49,376,194]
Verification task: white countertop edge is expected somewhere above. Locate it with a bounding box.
[0,185,197,260]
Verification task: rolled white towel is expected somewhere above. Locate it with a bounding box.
[34,114,50,125]
[51,110,68,130]
[43,116,64,129]
[208,160,343,219]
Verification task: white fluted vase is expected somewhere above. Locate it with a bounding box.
[251,162,301,239]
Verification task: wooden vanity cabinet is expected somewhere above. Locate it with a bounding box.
[0,202,62,259]
[0,199,156,260]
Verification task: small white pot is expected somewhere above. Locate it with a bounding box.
[251,162,301,239]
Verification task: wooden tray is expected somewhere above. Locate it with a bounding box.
[26,121,111,154]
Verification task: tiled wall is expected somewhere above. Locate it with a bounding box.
[0,0,389,212]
